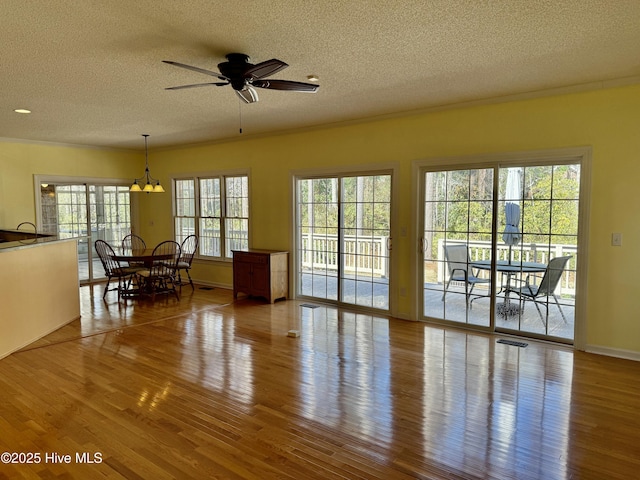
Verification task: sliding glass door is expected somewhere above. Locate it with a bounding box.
[421,168,494,327]
[296,173,392,311]
[39,181,134,284]
[420,161,581,344]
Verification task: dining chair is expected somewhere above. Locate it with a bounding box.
[16,221,38,238]
[94,239,140,300]
[173,235,198,290]
[16,221,37,231]
[137,240,181,301]
[122,234,146,268]
[442,244,490,307]
[122,233,146,251]
[503,255,572,325]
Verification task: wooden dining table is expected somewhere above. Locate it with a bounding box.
[110,248,175,297]
[110,247,173,267]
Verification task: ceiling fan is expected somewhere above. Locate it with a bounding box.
[163,53,319,104]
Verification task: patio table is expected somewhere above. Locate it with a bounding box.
[470,260,546,316]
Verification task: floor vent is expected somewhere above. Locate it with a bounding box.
[497,339,528,348]
[199,286,214,290]
[300,303,320,309]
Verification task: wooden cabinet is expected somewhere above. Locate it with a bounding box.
[232,249,289,303]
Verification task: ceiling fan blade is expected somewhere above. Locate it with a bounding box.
[162,60,228,81]
[165,82,229,90]
[252,79,319,93]
[245,59,288,79]
[235,86,259,104]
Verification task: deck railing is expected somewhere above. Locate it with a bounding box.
[300,233,389,278]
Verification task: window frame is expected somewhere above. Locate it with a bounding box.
[172,169,250,262]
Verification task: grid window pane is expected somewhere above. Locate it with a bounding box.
[175,179,196,217]
[200,218,221,257]
[200,178,221,217]
[174,174,249,260]
[225,218,249,256]
[226,176,249,218]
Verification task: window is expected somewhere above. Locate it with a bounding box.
[174,174,249,259]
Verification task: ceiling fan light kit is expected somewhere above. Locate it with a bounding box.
[163,53,320,104]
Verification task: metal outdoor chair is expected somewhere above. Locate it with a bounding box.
[94,239,140,299]
[504,255,572,325]
[137,240,181,301]
[173,235,198,290]
[442,244,490,307]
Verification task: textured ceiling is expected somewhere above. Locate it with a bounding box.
[1,0,640,150]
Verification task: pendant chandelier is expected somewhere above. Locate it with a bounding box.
[130,134,164,193]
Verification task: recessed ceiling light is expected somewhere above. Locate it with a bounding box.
[307,74,319,82]
[14,108,31,114]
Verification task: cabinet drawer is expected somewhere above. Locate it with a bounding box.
[234,252,268,264]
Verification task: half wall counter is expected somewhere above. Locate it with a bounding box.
[0,231,80,359]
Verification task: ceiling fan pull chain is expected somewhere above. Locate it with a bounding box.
[238,99,243,134]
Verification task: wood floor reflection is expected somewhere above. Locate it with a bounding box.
[1,285,639,479]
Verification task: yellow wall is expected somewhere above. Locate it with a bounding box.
[0,141,139,227]
[2,83,640,356]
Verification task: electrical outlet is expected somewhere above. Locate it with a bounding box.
[612,232,622,246]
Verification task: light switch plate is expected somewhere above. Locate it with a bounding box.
[612,232,622,246]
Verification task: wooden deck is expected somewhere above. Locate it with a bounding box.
[0,284,637,478]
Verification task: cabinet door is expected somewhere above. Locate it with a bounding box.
[234,260,253,293]
[250,262,270,297]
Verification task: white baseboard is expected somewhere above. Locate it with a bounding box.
[585,345,640,362]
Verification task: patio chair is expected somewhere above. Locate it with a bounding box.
[503,255,572,325]
[442,244,490,307]
[94,239,140,300]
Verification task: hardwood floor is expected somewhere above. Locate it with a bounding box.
[1,285,639,479]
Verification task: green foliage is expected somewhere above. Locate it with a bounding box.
[424,164,580,257]
[298,175,391,237]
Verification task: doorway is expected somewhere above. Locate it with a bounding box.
[38,181,135,284]
[419,158,583,344]
[295,173,392,311]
